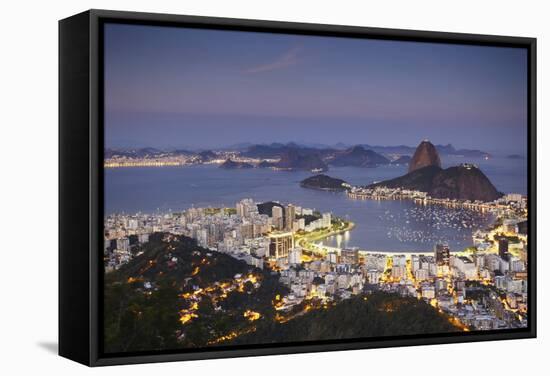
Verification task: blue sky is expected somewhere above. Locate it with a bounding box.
[104,23,528,153]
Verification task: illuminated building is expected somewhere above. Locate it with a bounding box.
[421,284,435,299]
[498,238,510,261]
[326,251,338,264]
[285,204,296,231]
[288,247,302,264]
[451,256,477,280]
[434,243,450,266]
[322,212,332,228]
[392,255,406,267]
[116,237,130,252]
[341,248,359,265]
[127,219,138,230]
[272,206,284,230]
[392,265,406,279]
[137,233,149,244]
[268,231,294,259]
[411,255,420,272]
[236,198,258,219]
[414,268,429,281]
[366,269,382,284]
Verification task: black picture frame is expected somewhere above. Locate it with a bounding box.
[59,9,537,367]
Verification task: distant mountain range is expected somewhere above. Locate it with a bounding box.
[360,143,490,158]
[104,142,491,173]
[104,147,193,159]
[275,149,328,171]
[240,142,489,156]
[330,146,390,167]
[241,142,334,160]
[242,143,386,170]
[106,142,490,159]
[197,150,218,162]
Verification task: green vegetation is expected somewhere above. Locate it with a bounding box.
[103,233,287,353]
[296,213,320,226]
[104,276,182,353]
[229,293,460,345]
[204,207,222,215]
[200,207,236,216]
[300,174,350,191]
[331,217,347,228]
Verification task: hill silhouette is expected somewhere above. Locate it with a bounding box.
[330,146,390,167]
[229,293,460,345]
[370,164,502,202]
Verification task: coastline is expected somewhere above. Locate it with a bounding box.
[296,220,355,252]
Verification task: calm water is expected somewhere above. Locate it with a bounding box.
[105,155,526,252]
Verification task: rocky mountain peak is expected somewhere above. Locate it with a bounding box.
[409,140,442,173]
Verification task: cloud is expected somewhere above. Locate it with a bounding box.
[245,47,301,73]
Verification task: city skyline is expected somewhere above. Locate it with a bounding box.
[104,23,528,153]
[102,22,530,353]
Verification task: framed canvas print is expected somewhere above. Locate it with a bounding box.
[59,9,536,366]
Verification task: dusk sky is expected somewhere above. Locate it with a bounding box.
[104,23,528,154]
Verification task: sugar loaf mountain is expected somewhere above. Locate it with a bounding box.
[370,140,502,202]
[408,139,442,173]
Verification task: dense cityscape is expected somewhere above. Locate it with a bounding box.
[102,25,529,352]
[105,189,528,336]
